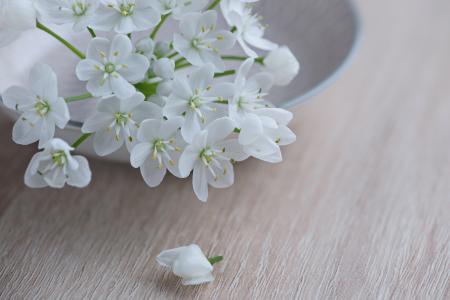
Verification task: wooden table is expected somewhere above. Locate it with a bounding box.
[1,0,449,299]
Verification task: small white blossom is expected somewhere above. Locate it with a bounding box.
[164,64,226,142]
[179,117,247,201]
[150,0,208,19]
[156,244,215,285]
[81,92,160,156]
[76,34,149,99]
[2,63,70,148]
[0,0,37,47]
[145,57,175,97]
[228,58,273,125]
[35,0,99,32]
[130,118,184,187]
[93,0,160,34]
[239,108,296,163]
[221,0,277,57]
[173,10,236,72]
[263,46,300,86]
[24,138,92,188]
[135,37,156,62]
[154,41,172,57]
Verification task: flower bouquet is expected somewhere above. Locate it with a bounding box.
[0,0,300,201]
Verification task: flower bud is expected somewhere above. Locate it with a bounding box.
[263,46,300,86]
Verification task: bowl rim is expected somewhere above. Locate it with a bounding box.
[280,0,362,109]
[1,0,362,132]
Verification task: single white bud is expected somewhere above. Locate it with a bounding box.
[263,46,300,86]
[157,244,220,285]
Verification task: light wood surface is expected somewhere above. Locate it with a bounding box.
[1,0,450,299]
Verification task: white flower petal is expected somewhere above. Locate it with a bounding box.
[137,119,162,141]
[2,86,34,109]
[76,59,103,81]
[109,34,132,62]
[37,118,56,148]
[189,64,215,91]
[130,143,152,168]
[153,58,175,79]
[86,75,113,97]
[12,116,42,145]
[239,114,263,145]
[193,162,208,201]
[24,153,47,188]
[205,117,236,145]
[86,37,111,61]
[110,74,136,99]
[207,159,234,189]
[29,63,58,101]
[172,244,213,278]
[156,246,187,268]
[181,112,201,143]
[215,139,249,162]
[179,146,198,177]
[140,157,167,187]
[50,98,70,129]
[82,113,115,133]
[119,54,149,82]
[93,129,125,156]
[66,156,91,188]
[120,92,145,112]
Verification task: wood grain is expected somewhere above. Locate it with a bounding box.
[1,0,450,299]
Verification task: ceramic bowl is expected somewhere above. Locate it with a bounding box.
[0,0,361,163]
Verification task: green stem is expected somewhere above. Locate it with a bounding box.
[167,52,178,59]
[175,62,191,70]
[65,93,92,103]
[151,14,170,39]
[214,99,229,104]
[71,133,93,149]
[214,70,236,78]
[87,27,96,38]
[36,21,85,59]
[207,0,221,10]
[222,55,265,65]
[207,256,223,265]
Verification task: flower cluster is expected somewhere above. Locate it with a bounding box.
[1,0,300,201]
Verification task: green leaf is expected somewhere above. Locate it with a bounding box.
[207,256,224,265]
[134,82,158,98]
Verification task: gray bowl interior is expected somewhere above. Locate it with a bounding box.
[0,0,360,124]
[258,0,360,107]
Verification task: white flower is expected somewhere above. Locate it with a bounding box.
[148,58,175,96]
[150,0,208,19]
[135,37,156,62]
[156,244,215,285]
[24,138,91,188]
[220,0,277,58]
[35,0,99,32]
[0,0,37,47]
[155,41,172,56]
[81,92,160,156]
[179,117,248,201]
[227,58,273,125]
[93,0,160,34]
[164,64,225,142]
[130,118,184,187]
[263,46,300,86]
[76,34,149,99]
[239,108,296,163]
[173,10,236,72]
[2,63,70,148]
